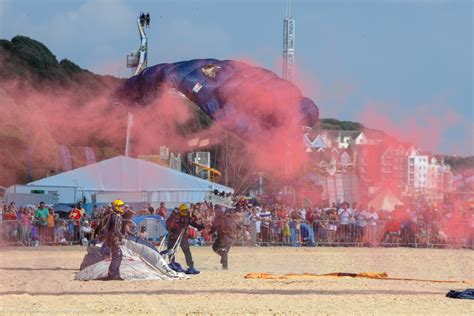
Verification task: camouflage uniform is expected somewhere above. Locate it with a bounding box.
[212,211,240,269]
[99,209,124,279]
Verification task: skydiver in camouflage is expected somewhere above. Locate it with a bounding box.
[211,206,242,270]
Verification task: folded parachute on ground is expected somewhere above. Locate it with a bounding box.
[75,239,189,281]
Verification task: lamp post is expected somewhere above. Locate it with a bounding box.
[125,112,134,157]
[258,172,265,195]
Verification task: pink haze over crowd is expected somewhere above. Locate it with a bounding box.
[0,57,469,192]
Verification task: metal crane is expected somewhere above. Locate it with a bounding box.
[127,12,150,76]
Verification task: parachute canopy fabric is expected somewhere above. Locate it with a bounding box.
[120,59,319,136]
[244,272,474,284]
[75,239,188,281]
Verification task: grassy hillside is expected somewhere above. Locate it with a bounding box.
[314,118,365,131]
[0,35,120,89]
[0,36,125,185]
[0,36,215,186]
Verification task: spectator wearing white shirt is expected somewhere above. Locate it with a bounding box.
[367,206,379,246]
[348,202,358,243]
[258,207,272,245]
[337,202,351,243]
[299,207,306,222]
[355,206,368,244]
[250,207,261,245]
[81,220,93,245]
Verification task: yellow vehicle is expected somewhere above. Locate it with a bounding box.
[191,161,222,182]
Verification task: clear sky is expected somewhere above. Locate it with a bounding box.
[0,0,472,155]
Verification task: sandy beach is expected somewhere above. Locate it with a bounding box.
[0,246,473,315]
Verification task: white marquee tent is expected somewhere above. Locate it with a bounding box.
[6,156,233,207]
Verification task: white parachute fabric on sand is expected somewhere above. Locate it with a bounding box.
[75,239,188,281]
[124,239,188,279]
[79,243,104,270]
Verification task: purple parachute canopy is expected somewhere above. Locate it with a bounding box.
[119,59,319,136]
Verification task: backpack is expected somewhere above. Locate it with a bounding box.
[95,211,112,238]
[211,211,224,233]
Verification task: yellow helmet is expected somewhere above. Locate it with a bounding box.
[178,203,189,216]
[112,199,125,213]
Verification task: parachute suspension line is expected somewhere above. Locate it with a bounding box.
[148,89,227,196]
[221,130,258,195]
[158,233,167,252]
[165,228,186,262]
[164,92,209,192]
[213,142,218,181]
[224,130,229,187]
[223,131,242,194]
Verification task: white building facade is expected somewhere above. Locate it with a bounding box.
[407,150,429,192]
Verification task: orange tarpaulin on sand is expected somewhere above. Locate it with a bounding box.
[244,272,474,284]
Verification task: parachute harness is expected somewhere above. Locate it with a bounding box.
[160,228,186,263]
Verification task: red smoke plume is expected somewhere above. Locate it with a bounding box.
[358,101,468,155]
[0,59,311,190]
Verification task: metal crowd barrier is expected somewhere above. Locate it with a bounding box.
[1,217,472,250]
[230,219,474,249]
[0,219,85,247]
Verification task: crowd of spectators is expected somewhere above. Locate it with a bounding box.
[1,201,93,245]
[174,199,473,248]
[234,200,473,248]
[1,198,473,248]
[118,199,473,248]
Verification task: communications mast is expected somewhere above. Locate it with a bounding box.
[283,0,295,82]
[127,12,150,76]
[283,1,296,201]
